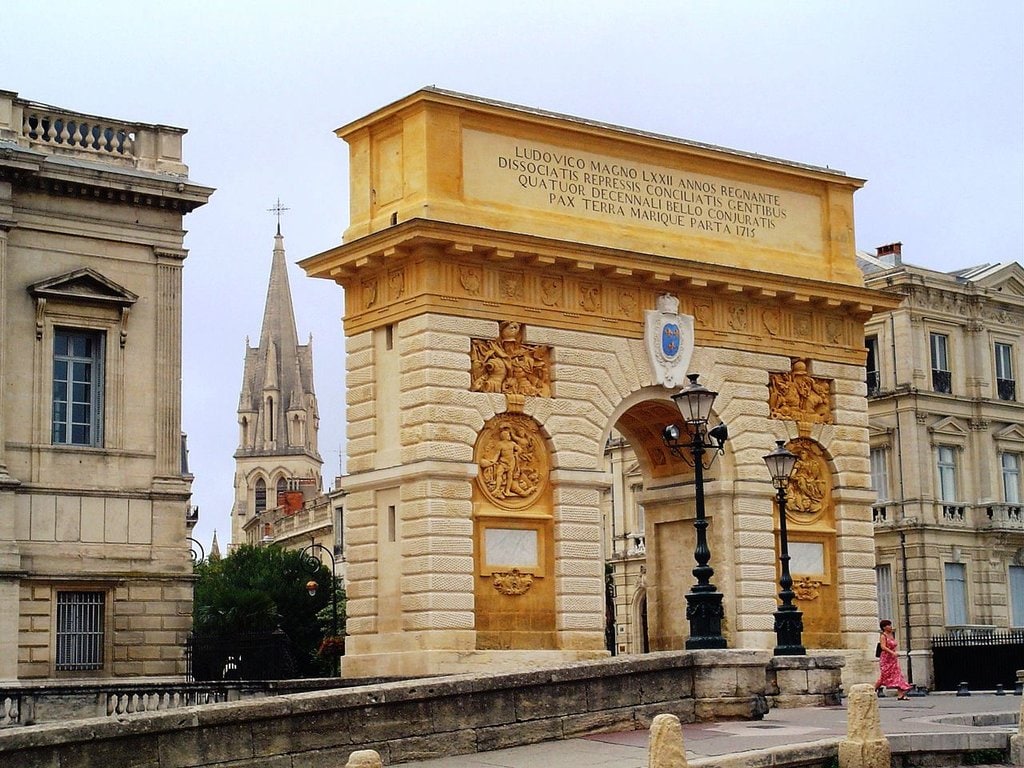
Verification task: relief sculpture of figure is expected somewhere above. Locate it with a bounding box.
[470,321,552,397]
[476,415,546,508]
[769,360,832,424]
[787,444,827,519]
[480,426,520,498]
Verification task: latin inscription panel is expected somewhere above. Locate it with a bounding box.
[463,129,823,253]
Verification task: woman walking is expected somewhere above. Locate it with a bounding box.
[874,619,912,699]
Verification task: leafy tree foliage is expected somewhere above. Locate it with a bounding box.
[192,544,340,677]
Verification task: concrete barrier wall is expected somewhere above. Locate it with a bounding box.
[0,650,843,767]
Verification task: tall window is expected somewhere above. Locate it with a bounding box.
[334,505,345,558]
[1010,565,1024,627]
[937,446,958,502]
[254,478,267,512]
[943,562,968,625]
[55,591,105,671]
[52,329,104,446]
[875,564,893,624]
[930,332,951,393]
[870,448,889,502]
[995,342,1016,401]
[865,335,880,395]
[1001,453,1021,504]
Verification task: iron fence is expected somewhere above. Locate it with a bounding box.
[931,629,1024,691]
[185,630,299,682]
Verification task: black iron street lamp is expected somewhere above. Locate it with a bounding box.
[762,440,806,656]
[300,540,340,674]
[662,373,729,650]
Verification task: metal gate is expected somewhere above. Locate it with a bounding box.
[931,630,1024,691]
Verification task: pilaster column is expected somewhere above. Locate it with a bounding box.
[154,249,186,481]
[0,186,22,680]
[0,187,20,484]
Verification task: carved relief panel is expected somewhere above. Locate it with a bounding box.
[778,437,839,646]
[474,412,548,510]
[768,359,832,425]
[473,412,555,648]
[470,321,552,397]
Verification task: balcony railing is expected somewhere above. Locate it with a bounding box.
[932,369,952,394]
[0,92,187,176]
[986,503,1024,530]
[872,504,889,524]
[997,378,1016,401]
[941,504,966,523]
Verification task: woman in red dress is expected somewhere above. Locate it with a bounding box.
[874,619,912,699]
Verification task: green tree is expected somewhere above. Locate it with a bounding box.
[192,544,339,677]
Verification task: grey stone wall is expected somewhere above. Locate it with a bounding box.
[0,650,843,767]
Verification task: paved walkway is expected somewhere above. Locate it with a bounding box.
[398,692,1021,767]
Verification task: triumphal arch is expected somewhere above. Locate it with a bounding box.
[300,88,896,679]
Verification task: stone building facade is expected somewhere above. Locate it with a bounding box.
[862,245,1024,687]
[300,88,897,682]
[0,90,212,679]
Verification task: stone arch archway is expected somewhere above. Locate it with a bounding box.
[300,89,895,679]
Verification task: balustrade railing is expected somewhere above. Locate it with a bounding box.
[941,504,967,523]
[22,108,135,156]
[0,91,187,175]
[1,692,20,728]
[986,503,1024,529]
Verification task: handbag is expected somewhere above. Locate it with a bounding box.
[875,642,882,658]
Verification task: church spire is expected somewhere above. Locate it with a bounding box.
[233,223,323,549]
[235,226,321,462]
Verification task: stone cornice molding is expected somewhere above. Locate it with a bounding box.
[302,219,897,365]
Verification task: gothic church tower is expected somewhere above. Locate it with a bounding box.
[232,227,321,546]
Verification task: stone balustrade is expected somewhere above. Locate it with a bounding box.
[0,678,352,727]
[0,89,188,175]
[0,650,843,766]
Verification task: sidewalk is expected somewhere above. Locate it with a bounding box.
[397,693,1022,767]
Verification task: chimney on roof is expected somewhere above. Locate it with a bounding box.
[876,242,902,267]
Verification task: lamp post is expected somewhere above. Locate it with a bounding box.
[762,440,806,656]
[661,373,729,649]
[300,540,340,674]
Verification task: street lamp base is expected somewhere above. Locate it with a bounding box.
[685,590,727,649]
[773,608,805,656]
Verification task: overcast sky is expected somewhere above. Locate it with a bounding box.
[4,2,1022,554]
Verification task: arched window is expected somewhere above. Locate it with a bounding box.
[254,478,267,512]
[276,477,287,506]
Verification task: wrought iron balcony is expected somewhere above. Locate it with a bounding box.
[932,369,952,394]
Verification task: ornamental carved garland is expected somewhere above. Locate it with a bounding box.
[475,413,548,509]
[470,321,551,397]
[492,569,534,596]
[793,576,822,601]
[768,359,832,424]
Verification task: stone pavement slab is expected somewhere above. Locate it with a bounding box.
[396,693,1021,767]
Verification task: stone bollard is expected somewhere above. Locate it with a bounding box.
[838,683,891,768]
[648,713,689,768]
[1010,696,1023,767]
[345,750,383,768]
